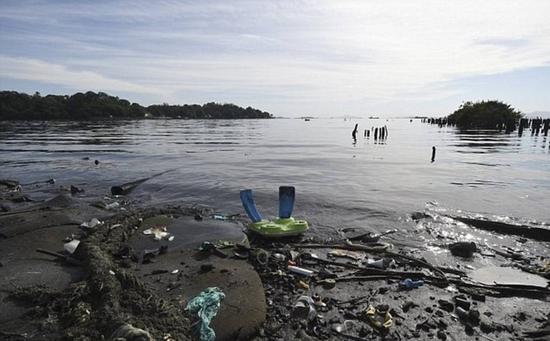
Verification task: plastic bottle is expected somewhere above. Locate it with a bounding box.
[288,265,314,277]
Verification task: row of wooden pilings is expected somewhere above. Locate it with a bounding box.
[352,124,388,140]
[518,118,550,136]
[423,117,550,136]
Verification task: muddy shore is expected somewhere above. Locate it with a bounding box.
[1,179,549,340]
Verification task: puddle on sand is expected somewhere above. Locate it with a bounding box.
[470,266,549,288]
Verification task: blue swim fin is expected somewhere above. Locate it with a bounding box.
[279,186,295,219]
[240,189,263,223]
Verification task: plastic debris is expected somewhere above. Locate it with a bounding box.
[143,226,171,240]
[198,241,227,258]
[332,320,356,334]
[399,278,424,290]
[272,253,286,262]
[364,305,393,331]
[63,239,80,254]
[366,258,385,269]
[109,323,153,341]
[318,278,336,289]
[297,280,310,290]
[212,214,227,220]
[80,218,102,229]
[329,249,364,260]
[292,296,317,321]
[288,265,314,277]
[455,306,468,320]
[185,287,225,341]
[104,202,120,210]
[109,223,122,230]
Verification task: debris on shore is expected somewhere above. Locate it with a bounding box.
[1,180,549,341]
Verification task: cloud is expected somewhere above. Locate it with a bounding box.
[1,0,550,114]
[0,56,162,95]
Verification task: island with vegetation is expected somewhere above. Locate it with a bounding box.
[425,100,523,131]
[0,91,273,120]
[446,100,523,129]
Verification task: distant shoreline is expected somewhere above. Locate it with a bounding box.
[0,90,273,120]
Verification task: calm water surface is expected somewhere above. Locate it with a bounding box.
[1,118,549,237]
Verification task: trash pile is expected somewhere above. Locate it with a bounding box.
[240,234,550,340]
[2,180,549,341]
[233,187,550,340]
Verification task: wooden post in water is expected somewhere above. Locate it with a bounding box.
[431,146,436,163]
[374,127,378,140]
[352,123,358,140]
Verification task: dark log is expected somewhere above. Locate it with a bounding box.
[452,217,550,242]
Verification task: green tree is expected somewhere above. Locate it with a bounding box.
[447,100,523,129]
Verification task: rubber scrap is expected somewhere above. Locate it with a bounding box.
[185,287,225,341]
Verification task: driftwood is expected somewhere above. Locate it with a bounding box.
[36,248,82,266]
[294,241,449,283]
[110,169,174,196]
[293,242,390,253]
[452,216,550,242]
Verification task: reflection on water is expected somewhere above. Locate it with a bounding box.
[1,118,549,235]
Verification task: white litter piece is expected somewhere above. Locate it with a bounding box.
[64,239,80,254]
[142,226,171,240]
[288,265,314,277]
[171,269,179,274]
[109,270,116,275]
[109,223,122,230]
[168,236,175,241]
[105,202,120,210]
[80,218,103,229]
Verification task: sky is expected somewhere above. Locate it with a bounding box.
[1,0,550,117]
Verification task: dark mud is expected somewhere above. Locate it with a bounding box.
[1,179,550,341]
[3,206,202,340]
[245,234,550,341]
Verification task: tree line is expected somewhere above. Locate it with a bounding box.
[0,91,273,120]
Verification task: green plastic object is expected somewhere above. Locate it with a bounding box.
[249,217,309,237]
[185,287,225,341]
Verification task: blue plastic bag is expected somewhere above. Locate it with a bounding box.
[185,287,225,341]
[399,278,424,289]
